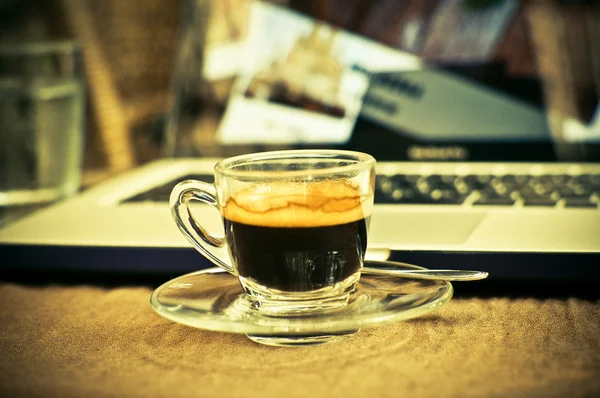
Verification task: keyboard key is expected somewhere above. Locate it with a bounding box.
[573,174,591,184]
[431,175,457,190]
[555,186,576,197]
[440,174,455,184]
[495,176,520,194]
[404,175,420,184]
[563,197,598,208]
[387,175,415,188]
[377,187,466,205]
[375,187,417,204]
[416,177,431,194]
[425,174,442,185]
[123,174,214,203]
[518,186,541,199]
[430,189,467,204]
[491,182,510,196]
[479,187,512,198]
[451,177,472,194]
[551,174,569,185]
[465,175,492,190]
[499,175,516,185]
[573,185,591,196]
[522,197,557,207]
[537,175,555,183]
[535,183,553,195]
[473,196,515,206]
[566,177,589,190]
[503,174,531,186]
[376,176,397,194]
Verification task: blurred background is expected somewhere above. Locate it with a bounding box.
[1,0,599,221]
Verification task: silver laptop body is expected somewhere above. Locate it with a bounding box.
[1,1,599,281]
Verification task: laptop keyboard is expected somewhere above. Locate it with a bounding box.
[124,173,600,208]
[376,173,600,208]
[123,174,215,203]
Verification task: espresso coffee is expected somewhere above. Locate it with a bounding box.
[222,180,371,292]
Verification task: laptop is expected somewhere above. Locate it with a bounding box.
[1,1,599,281]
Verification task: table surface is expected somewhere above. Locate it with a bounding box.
[1,281,599,398]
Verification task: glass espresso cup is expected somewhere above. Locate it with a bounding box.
[170,150,375,315]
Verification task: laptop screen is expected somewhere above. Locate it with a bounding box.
[164,0,600,163]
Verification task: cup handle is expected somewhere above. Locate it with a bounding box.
[169,180,235,274]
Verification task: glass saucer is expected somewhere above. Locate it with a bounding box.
[150,263,453,347]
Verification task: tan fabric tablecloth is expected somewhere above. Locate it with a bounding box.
[1,283,599,398]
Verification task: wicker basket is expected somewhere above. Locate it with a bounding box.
[60,0,182,171]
